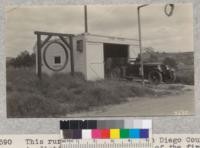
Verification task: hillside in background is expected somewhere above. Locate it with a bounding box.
[142,48,193,67]
[140,48,194,85]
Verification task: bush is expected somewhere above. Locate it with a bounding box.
[163,57,177,68]
[7,91,65,117]
[7,51,35,68]
[6,67,162,117]
[175,68,194,85]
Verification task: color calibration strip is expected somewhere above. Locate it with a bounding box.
[61,128,149,139]
[60,120,152,139]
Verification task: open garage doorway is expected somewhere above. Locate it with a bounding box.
[103,43,129,79]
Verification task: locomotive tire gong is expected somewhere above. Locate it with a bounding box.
[43,41,69,72]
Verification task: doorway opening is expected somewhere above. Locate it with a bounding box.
[103,43,129,79]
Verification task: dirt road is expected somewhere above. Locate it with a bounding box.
[67,85,194,117]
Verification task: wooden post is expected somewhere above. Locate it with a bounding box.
[34,31,75,78]
[69,36,74,75]
[84,5,88,33]
[37,34,42,80]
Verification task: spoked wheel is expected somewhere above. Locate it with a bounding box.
[164,71,176,83]
[148,71,163,84]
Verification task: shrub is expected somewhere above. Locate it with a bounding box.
[7,51,35,68]
[6,67,168,117]
[175,67,194,85]
[163,57,178,68]
[7,91,65,118]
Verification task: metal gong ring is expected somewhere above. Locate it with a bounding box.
[164,4,175,17]
[43,41,69,72]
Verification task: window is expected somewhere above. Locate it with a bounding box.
[54,56,61,64]
[77,40,83,52]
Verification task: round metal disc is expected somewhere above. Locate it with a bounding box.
[43,41,68,72]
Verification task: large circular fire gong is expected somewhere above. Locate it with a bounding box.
[43,41,69,72]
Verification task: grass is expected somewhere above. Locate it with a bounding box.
[6,66,191,118]
[175,66,194,85]
[6,66,162,118]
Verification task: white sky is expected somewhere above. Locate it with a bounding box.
[5,4,193,57]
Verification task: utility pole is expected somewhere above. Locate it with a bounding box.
[137,4,174,86]
[84,5,88,33]
[137,4,149,86]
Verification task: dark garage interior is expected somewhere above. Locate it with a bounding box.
[103,43,129,78]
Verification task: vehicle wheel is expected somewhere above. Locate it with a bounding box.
[165,71,176,83]
[111,67,121,80]
[148,71,163,84]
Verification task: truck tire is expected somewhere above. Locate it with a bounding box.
[165,71,176,83]
[148,71,163,84]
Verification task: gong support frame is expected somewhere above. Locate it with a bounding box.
[34,31,75,80]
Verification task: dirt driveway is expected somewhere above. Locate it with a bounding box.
[67,84,194,117]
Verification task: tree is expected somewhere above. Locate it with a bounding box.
[8,51,35,68]
[148,54,159,62]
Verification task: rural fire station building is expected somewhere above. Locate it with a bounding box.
[34,33,139,81]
